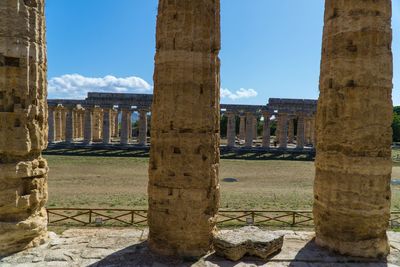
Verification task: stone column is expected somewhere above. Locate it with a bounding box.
[65,107,75,144]
[262,111,270,148]
[239,114,246,140]
[120,109,130,145]
[148,0,220,257]
[288,118,294,143]
[114,110,119,138]
[48,107,56,143]
[226,112,236,147]
[278,113,288,149]
[56,109,62,141]
[296,114,305,149]
[0,0,48,256]
[314,0,393,258]
[310,116,316,146]
[102,108,112,145]
[253,116,257,140]
[245,112,254,147]
[138,109,148,146]
[61,109,66,141]
[83,108,93,145]
[80,111,84,138]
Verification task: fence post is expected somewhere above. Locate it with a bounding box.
[292,212,296,226]
[47,209,50,223]
[252,211,255,225]
[88,209,92,224]
[131,211,134,225]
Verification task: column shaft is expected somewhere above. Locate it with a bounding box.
[262,112,270,148]
[0,0,48,256]
[278,113,288,149]
[296,115,305,149]
[120,109,130,145]
[102,109,112,144]
[239,115,246,140]
[83,109,93,144]
[245,113,254,147]
[48,108,55,143]
[65,108,74,143]
[314,0,392,257]
[288,118,294,143]
[148,0,220,257]
[138,109,148,146]
[226,112,236,147]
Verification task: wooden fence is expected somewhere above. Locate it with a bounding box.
[46,208,400,228]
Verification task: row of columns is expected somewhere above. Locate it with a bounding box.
[225,111,316,149]
[48,106,149,146]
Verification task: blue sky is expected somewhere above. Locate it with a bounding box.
[46,0,400,105]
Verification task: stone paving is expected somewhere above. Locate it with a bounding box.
[0,228,399,267]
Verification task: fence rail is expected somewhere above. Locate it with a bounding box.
[46,208,400,228]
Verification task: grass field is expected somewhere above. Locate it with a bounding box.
[46,155,400,211]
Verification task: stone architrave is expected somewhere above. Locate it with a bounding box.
[0,0,49,256]
[314,0,393,258]
[262,111,270,148]
[138,109,148,146]
[226,112,236,148]
[148,0,221,257]
[245,113,254,147]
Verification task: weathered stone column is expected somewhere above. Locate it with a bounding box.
[114,110,119,138]
[0,0,48,256]
[226,112,236,147]
[314,0,393,258]
[48,107,56,143]
[148,0,220,257]
[138,109,148,146]
[83,107,93,145]
[296,114,305,149]
[288,118,294,143]
[245,112,254,148]
[55,108,62,141]
[61,109,66,141]
[65,107,75,144]
[102,107,112,145]
[278,113,288,149]
[239,114,246,140]
[120,108,131,145]
[253,116,258,140]
[262,111,270,148]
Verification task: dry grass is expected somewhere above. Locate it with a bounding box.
[46,155,400,211]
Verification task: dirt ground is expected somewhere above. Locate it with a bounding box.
[46,155,400,210]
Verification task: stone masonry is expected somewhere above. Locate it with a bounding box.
[314,0,393,258]
[0,0,48,256]
[148,0,221,257]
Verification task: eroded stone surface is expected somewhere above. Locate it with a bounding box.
[0,0,48,256]
[0,229,399,266]
[148,0,221,257]
[213,226,284,261]
[314,0,393,258]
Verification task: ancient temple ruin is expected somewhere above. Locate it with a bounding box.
[0,0,395,261]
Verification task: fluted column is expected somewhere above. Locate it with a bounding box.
[65,107,75,144]
[114,110,119,138]
[102,108,112,144]
[83,107,93,145]
[226,112,236,147]
[120,108,131,145]
[56,109,62,141]
[278,113,288,149]
[61,109,66,141]
[296,114,305,149]
[0,0,48,256]
[239,114,246,140]
[262,111,270,148]
[138,109,148,146]
[48,107,55,143]
[314,0,393,258]
[245,112,254,147]
[148,0,220,257]
[288,118,294,143]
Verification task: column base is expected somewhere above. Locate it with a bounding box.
[315,234,390,259]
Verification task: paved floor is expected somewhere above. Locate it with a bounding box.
[0,228,399,266]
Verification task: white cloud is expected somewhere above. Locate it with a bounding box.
[48,74,153,99]
[221,87,258,100]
